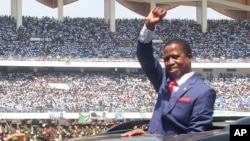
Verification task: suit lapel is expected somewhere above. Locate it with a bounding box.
[163,74,198,114]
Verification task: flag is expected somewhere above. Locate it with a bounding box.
[78,113,89,123]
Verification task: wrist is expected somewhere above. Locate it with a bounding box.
[145,21,155,31]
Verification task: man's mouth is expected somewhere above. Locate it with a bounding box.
[170,67,178,72]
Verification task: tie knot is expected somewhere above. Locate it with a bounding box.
[167,80,177,95]
[169,80,177,86]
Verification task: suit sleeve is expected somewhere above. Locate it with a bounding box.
[187,88,216,132]
[136,40,164,92]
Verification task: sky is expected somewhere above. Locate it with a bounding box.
[0,0,232,20]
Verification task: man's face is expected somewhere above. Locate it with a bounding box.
[163,43,192,79]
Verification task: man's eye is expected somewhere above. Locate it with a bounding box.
[163,57,169,62]
[172,55,180,59]
[163,55,181,62]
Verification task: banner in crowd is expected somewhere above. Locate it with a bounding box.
[2,111,250,119]
[114,112,124,120]
[48,111,66,121]
[78,113,90,123]
[89,111,108,120]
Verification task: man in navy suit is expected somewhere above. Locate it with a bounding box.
[121,7,216,136]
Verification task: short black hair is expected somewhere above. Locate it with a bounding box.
[165,38,192,56]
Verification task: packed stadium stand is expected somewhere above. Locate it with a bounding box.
[0,1,249,141]
[0,15,249,114]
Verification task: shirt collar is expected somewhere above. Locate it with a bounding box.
[175,72,195,86]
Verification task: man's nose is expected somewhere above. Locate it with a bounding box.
[168,57,176,64]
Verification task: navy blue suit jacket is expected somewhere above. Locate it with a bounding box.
[136,41,216,135]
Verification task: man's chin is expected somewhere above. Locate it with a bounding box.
[169,71,180,79]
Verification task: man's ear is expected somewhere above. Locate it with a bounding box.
[187,54,193,59]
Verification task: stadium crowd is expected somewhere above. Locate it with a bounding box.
[0,14,249,141]
[0,16,249,113]
[0,16,249,62]
[0,71,249,113]
[0,118,144,141]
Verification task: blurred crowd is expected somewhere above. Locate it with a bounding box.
[0,118,145,141]
[0,71,249,113]
[0,16,249,62]
[0,15,249,112]
[0,15,249,141]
